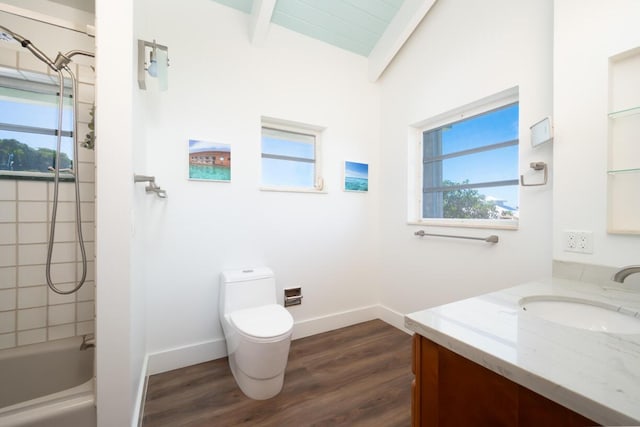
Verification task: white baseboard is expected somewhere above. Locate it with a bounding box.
[132,354,149,427]
[147,338,227,376]
[146,304,408,376]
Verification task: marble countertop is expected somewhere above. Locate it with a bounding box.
[405,278,640,426]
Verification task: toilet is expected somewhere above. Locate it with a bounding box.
[219,268,294,400]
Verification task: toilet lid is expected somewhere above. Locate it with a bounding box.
[229,304,293,339]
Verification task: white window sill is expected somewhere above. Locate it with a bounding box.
[408,218,519,230]
[259,186,327,194]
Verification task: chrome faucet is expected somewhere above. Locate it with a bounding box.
[612,265,640,283]
[80,333,95,350]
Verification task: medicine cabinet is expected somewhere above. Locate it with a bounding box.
[607,47,640,234]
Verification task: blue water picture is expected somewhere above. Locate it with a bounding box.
[188,139,231,181]
[344,161,368,192]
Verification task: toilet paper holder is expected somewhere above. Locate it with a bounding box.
[284,287,303,307]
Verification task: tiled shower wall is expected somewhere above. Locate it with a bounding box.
[0,47,95,350]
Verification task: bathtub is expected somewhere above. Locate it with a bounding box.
[0,336,96,427]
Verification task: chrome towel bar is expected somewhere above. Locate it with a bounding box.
[414,230,499,243]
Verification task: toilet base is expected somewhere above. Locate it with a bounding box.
[229,354,285,400]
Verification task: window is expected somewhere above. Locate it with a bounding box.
[261,117,324,192]
[417,89,519,227]
[0,67,74,179]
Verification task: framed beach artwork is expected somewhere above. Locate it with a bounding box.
[188,139,231,182]
[344,161,368,192]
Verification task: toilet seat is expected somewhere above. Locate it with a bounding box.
[229,304,293,340]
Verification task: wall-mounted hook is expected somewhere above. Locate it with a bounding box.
[520,161,548,187]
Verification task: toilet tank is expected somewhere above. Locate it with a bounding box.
[220,268,278,315]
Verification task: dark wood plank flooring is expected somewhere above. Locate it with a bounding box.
[143,319,412,427]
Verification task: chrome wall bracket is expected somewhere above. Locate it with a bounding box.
[134,174,167,198]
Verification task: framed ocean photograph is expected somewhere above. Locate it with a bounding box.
[188,139,231,182]
[344,161,368,192]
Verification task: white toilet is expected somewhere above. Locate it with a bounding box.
[219,267,294,400]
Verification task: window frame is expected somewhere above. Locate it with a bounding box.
[260,116,325,193]
[410,87,520,230]
[0,70,75,181]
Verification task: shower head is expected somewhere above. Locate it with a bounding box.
[0,25,27,44]
[0,24,57,71]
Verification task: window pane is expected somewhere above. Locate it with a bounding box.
[425,145,519,186]
[440,103,518,155]
[0,88,73,131]
[262,128,315,160]
[422,98,519,221]
[423,184,519,220]
[0,130,73,172]
[261,124,318,189]
[261,157,314,187]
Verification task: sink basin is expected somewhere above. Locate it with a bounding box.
[519,296,640,334]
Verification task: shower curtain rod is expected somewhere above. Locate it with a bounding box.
[0,4,94,37]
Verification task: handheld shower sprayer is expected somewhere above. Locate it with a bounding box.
[0,24,95,295]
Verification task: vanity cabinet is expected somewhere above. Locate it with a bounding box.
[411,334,597,427]
[607,47,640,234]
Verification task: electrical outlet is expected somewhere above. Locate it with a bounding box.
[564,230,593,254]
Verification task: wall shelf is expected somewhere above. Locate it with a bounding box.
[608,105,640,119]
[607,47,640,234]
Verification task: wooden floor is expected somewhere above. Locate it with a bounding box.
[143,320,412,427]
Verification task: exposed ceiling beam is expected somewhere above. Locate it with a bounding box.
[249,0,276,46]
[368,0,438,82]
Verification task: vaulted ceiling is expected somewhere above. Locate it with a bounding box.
[213,0,437,81]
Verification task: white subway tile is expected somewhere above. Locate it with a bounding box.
[78,83,94,103]
[81,202,94,222]
[77,65,95,84]
[76,320,94,335]
[48,324,75,341]
[0,223,16,244]
[0,180,16,200]
[81,222,94,242]
[52,222,76,242]
[0,311,15,334]
[77,281,94,302]
[17,307,46,330]
[0,289,16,311]
[77,301,94,322]
[51,242,76,263]
[48,286,76,305]
[0,245,16,268]
[18,286,47,309]
[0,333,16,350]
[17,328,46,346]
[17,244,47,265]
[0,267,16,289]
[48,201,75,222]
[49,182,75,202]
[17,181,47,201]
[0,201,16,222]
[77,147,95,163]
[48,303,75,325]
[18,202,47,222]
[18,265,45,287]
[50,262,77,284]
[78,165,95,184]
[79,261,95,281]
[18,223,47,244]
[0,49,17,68]
[17,51,48,73]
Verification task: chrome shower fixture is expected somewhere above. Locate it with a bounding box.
[138,39,169,90]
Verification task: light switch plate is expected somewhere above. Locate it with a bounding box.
[530,116,553,147]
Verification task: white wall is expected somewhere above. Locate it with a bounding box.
[136,0,381,371]
[553,0,640,267]
[95,0,146,425]
[377,0,554,314]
